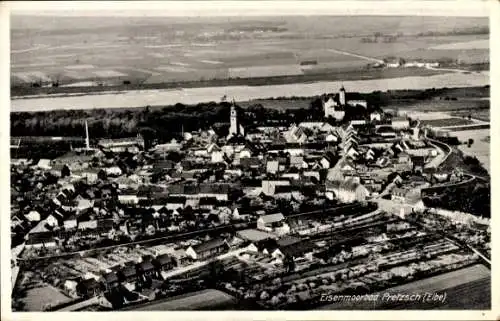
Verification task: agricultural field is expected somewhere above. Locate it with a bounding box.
[451,129,490,173]
[11,15,489,90]
[451,109,490,122]
[126,289,239,311]
[420,118,474,128]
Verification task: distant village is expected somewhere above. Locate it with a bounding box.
[11,86,490,311]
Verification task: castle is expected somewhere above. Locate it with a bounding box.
[323,86,368,120]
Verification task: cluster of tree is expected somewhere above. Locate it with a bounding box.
[11,87,488,148]
[415,26,489,37]
[422,181,490,218]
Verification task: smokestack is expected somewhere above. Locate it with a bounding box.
[85,120,90,150]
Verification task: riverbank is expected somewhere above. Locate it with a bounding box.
[10,71,489,112]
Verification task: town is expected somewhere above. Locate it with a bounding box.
[10,85,491,311]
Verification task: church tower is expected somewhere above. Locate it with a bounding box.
[339,85,346,106]
[229,103,238,137]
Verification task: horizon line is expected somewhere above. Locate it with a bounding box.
[7,1,490,18]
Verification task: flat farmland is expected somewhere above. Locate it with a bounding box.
[451,108,490,122]
[11,15,489,90]
[393,99,490,113]
[452,129,490,172]
[123,289,238,311]
[420,118,474,128]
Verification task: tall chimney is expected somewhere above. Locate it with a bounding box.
[85,120,90,150]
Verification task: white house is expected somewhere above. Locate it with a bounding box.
[262,179,290,196]
[45,214,60,227]
[118,195,139,205]
[257,213,290,235]
[211,151,225,163]
[325,180,370,203]
[37,159,52,170]
[370,111,382,122]
[64,216,78,230]
[104,166,123,176]
[25,210,41,222]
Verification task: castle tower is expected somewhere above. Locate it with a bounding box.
[339,86,346,106]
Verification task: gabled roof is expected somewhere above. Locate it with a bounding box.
[326,179,364,192]
[192,238,228,253]
[258,213,285,224]
[155,254,174,266]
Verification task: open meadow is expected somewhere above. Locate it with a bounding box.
[11,15,489,91]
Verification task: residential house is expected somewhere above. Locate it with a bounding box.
[76,278,103,298]
[37,159,52,170]
[199,197,218,210]
[138,260,155,278]
[78,219,98,231]
[325,180,370,203]
[320,151,338,169]
[370,111,383,122]
[266,160,280,174]
[104,166,123,177]
[64,214,78,230]
[262,179,291,196]
[152,254,176,278]
[185,238,230,260]
[46,213,63,228]
[102,272,119,291]
[118,194,139,205]
[412,156,426,173]
[165,197,187,211]
[24,210,41,222]
[391,187,407,203]
[257,213,290,235]
[272,240,316,263]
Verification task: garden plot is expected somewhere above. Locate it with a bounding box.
[420,118,475,128]
[21,285,72,311]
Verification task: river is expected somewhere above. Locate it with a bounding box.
[10,71,489,112]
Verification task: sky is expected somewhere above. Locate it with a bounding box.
[8,1,490,17]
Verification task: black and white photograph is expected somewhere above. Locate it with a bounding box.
[5,0,495,316]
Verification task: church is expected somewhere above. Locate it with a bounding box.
[227,101,245,140]
[323,86,368,120]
